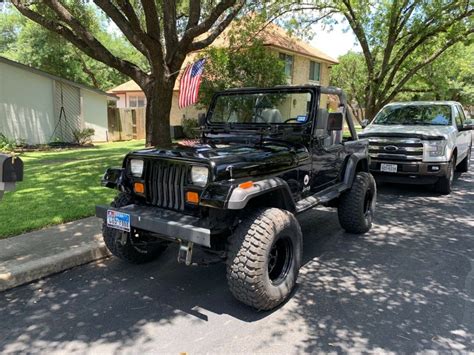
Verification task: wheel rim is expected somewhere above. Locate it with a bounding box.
[363,188,374,218]
[268,236,293,285]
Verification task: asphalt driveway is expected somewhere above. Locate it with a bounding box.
[1,158,473,353]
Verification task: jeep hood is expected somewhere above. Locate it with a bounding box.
[129,141,306,180]
[360,124,453,140]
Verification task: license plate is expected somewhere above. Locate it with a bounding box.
[107,210,130,232]
[380,163,398,173]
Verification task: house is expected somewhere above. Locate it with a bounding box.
[0,56,116,145]
[108,22,338,127]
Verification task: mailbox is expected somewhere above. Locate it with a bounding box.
[0,154,23,200]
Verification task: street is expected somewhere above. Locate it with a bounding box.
[1,162,473,353]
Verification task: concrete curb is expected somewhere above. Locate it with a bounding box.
[0,243,110,292]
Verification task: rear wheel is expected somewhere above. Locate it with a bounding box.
[435,158,455,195]
[456,146,471,173]
[338,172,377,234]
[226,208,302,310]
[103,193,167,264]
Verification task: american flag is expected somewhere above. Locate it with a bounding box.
[178,58,206,109]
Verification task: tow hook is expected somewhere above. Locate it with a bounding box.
[177,241,194,266]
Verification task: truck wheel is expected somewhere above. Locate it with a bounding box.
[338,172,376,234]
[226,208,302,310]
[456,146,471,173]
[435,158,455,195]
[103,193,167,264]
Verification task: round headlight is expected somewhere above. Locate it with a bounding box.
[130,159,144,177]
[191,166,209,187]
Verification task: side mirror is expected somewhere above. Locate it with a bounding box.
[198,113,206,126]
[327,112,344,131]
[0,154,23,201]
[361,119,369,128]
[460,119,473,131]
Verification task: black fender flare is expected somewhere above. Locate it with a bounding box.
[342,153,369,187]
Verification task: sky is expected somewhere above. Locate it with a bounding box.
[309,21,361,60]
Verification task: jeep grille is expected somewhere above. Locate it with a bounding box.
[368,138,423,162]
[144,160,188,211]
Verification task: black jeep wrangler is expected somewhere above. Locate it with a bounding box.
[96,85,376,310]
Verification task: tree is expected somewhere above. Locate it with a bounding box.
[12,0,247,146]
[399,43,474,105]
[198,17,286,107]
[329,51,366,123]
[290,0,474,119]
[0,8,145,91]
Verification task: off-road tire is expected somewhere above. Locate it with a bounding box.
[338,172,376,234]
[435,158,455,195]
[456,146,471,173]
[226,208,302,310]
[103,193,167,264]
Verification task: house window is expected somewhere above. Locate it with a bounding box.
[279,53,294,78]
[129,95,146,108]
[309,61,321,82]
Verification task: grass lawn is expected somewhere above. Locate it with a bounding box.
[0,140,145,238]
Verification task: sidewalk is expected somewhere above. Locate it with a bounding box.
[0,217,109,292]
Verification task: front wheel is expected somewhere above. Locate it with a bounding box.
[226,208,302,310]
[435,158,455,195]
[338,172,377,234]
[456,146,471,173]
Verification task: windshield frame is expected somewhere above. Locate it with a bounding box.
[373,104,453,126]
[206,87,317,127]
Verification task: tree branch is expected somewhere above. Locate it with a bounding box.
[380,29,474,106]
[11,0,147,86]
[188,1,245,51]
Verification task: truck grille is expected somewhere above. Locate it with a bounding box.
[368,138,424,162]
[144,160,188,211]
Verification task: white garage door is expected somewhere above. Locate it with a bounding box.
[52,81,82,143]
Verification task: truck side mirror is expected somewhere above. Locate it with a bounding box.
[461,119,473,131]
[361,119,369,128]
[327,112,344,131]
[0,154,23,200]
[198,113,207,127]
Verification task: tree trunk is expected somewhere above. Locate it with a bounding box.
[144,81,175,147]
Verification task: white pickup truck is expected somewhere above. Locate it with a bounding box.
[360,101,473,194]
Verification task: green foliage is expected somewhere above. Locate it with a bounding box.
[284,0,474,117]
[198,16,286,108]
[399,43,474,105]
[72,128,96,146]
[0,7,147,90]
[330,51,367,121]
[0,134,19,152]
[182,118,200,139]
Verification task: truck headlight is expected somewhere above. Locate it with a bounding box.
[425,140,447,157]
[191,166,209,186]
[130,159,144,177]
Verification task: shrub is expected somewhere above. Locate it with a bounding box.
[72,128,95,145]
[182,117,200,139]
[0,133,19,152]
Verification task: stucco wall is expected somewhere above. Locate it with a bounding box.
[170,91,206,126]
[82,89,108,142]
[0,61,56,145]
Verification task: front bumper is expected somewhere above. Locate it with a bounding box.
[96,204,211,247]
[370,160,449,184]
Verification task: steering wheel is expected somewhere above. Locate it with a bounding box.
[283,118,298,123]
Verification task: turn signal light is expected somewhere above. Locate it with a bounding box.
[134,182,145,194]
[186,191,199,204]
[239,181,254,189]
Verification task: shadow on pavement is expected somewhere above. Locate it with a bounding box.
[0,155,473,353]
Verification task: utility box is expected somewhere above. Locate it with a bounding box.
[0,154,23,200]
